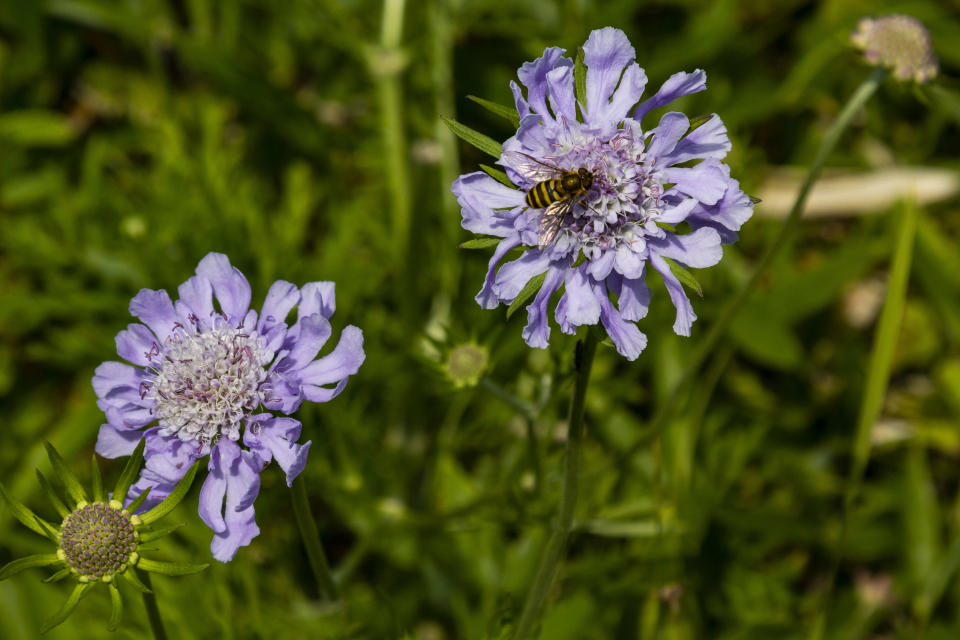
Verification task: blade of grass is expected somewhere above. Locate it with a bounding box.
[814,197,919,639]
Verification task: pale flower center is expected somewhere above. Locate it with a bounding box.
[148,327,268,444]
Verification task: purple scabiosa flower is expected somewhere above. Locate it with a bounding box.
[452,27,753,360]
[93,253,365,561]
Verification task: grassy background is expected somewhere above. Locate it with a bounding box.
[2,0,960,638]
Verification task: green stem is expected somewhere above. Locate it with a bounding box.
[289,476,340,600]
[512,326,600,640]
[375,0,411,259]
[622,68,886,463]
[140,570,168,640]
[429,0,462,295]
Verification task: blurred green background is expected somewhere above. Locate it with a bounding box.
[2,0,960,638]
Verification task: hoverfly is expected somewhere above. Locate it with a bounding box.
[502,150,596,249]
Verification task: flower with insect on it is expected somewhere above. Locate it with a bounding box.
[0,441,205,634]
[92,252,365,561]
[852,14,938,83]
[451,27,754,360]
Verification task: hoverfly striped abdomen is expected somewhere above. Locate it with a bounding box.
[525,179,564,208]
[503,151,597,248]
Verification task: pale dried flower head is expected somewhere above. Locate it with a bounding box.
[852,14,938,83]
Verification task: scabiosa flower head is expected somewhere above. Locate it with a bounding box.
[452,27,753,360]
[93,253,365,561]
[0,441,205,634]
[852,14,938,83]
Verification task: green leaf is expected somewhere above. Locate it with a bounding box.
[43,442,87,506]
[119,568,151,593]
[125,487,152,514]
[574,47,587,111]
[40,583,92,635]
[663,257,703,298]
[43,568,72,583]
[459,237,502,250]
[107,583,123,631]
[113,438,146,506]
[728,310,804,370]
[682,113,714,138]
[852,199,918,479]
[466,95,519,127]
[33,517,61,542]
[90,455,104,503]
[928,84,960,126]
[440,116,502,159]
[919,530,960,624]
[0,110,77,147]
[0,483,59,542]
[0,554,62,580]
[36,470,70,519]
[138,522,187,543]
[582,519,668,538]
[137,557,209,576]
[903,445,941,595]
[480,163,515,188]
[140,462,200,525]
[506,272,547,320]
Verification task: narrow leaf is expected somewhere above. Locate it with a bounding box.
[467,95,519,127]
[851,199,918,480]
[90,455,104,502]
[125,486,152,514]
[0,554,62,580]
[36,470,69,518]
[40,583,92,635]
[0,483,58,541]
[506,272,547,320]
[107,583,123,631]
[113,438,146,506]
[140,462,199,525]
[0,110,77,147]
[137,557,209,576]
[479,163,515,188]
[43,568,72,583]
[33,516,61,543]
[43,442,87,506]
[663,257,703,298]
[459,237,502,250]
[574,47,587,111]
[119,568,151,593]
[138,522,187,543]
[441,116,502,159]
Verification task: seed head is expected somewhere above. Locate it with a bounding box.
[444,343,489,388]
[852,15,938,83]
[60,502,138,581]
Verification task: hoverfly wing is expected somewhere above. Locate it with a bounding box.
[538,198,573,249]
[501,150,562,183]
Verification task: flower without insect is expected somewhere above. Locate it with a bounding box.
[93,252,365,561]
